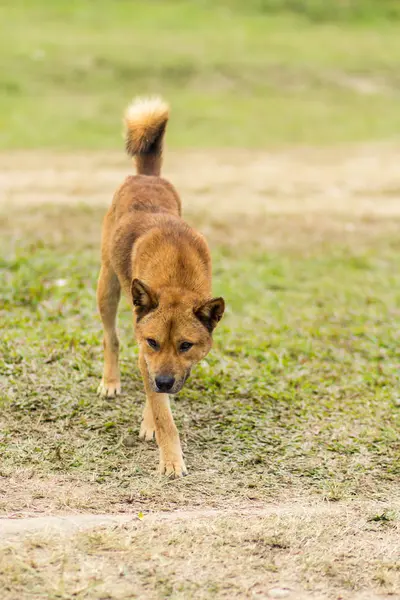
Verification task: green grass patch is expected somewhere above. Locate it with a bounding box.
[1,203,400,506]
[1,0,400,149]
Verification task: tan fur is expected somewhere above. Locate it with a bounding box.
[97,97,224,477]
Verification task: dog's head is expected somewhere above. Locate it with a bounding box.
[132,279,224,394]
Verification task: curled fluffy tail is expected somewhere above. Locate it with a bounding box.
[124,97,169,176]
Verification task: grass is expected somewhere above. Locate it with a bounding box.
[2,2,400,592]
[1,506,399,599]
[1,1,400,149]
[1,149,400,504]
[2,215,399,504]
[1,149,400,596]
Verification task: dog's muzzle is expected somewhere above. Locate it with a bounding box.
[153,370,191,395]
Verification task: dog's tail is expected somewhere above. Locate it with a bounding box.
[124,96,169,176]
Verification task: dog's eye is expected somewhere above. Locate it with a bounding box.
[147,338,159,350]
[179,341,193,353]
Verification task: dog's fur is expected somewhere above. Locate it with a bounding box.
[97,97,225,477]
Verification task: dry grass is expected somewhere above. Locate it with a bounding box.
[1,503,399,599]
[3,145,400,214]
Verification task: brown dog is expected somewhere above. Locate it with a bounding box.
[96,97,225,477]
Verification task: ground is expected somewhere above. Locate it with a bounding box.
[1,147,400,599]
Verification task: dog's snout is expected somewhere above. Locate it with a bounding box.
[155,375,175,393]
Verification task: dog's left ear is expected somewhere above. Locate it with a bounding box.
[131,279,158,320]
[194,297,225,333]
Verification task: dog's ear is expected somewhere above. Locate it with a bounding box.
[194,297,225,333]
[131,279,158,320]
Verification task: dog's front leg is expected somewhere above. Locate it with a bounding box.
[139,352,187,477]
[139,398,156,441]
[96,264,121,397]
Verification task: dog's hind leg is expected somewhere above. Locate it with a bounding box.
[97,263,121,397]
[139,351,187,477]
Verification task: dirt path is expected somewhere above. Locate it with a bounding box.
[2,146,400,216]
[0,503,344,540]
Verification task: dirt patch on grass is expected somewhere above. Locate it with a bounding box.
[0,504,332,540]
[2,146,400,251]
[2,145,400,215]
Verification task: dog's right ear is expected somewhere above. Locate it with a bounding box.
[131,279,158,320]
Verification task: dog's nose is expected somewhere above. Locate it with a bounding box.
[155,375,175,392]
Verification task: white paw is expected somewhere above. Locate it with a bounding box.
[97,379,121,398]
[159,456,187,478]
[139,420,155,442]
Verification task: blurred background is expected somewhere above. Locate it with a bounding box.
[1,0,400,150]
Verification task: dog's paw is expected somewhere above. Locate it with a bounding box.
[139,420,155,442]
[159,456,187,478]
[97,379,121,398]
